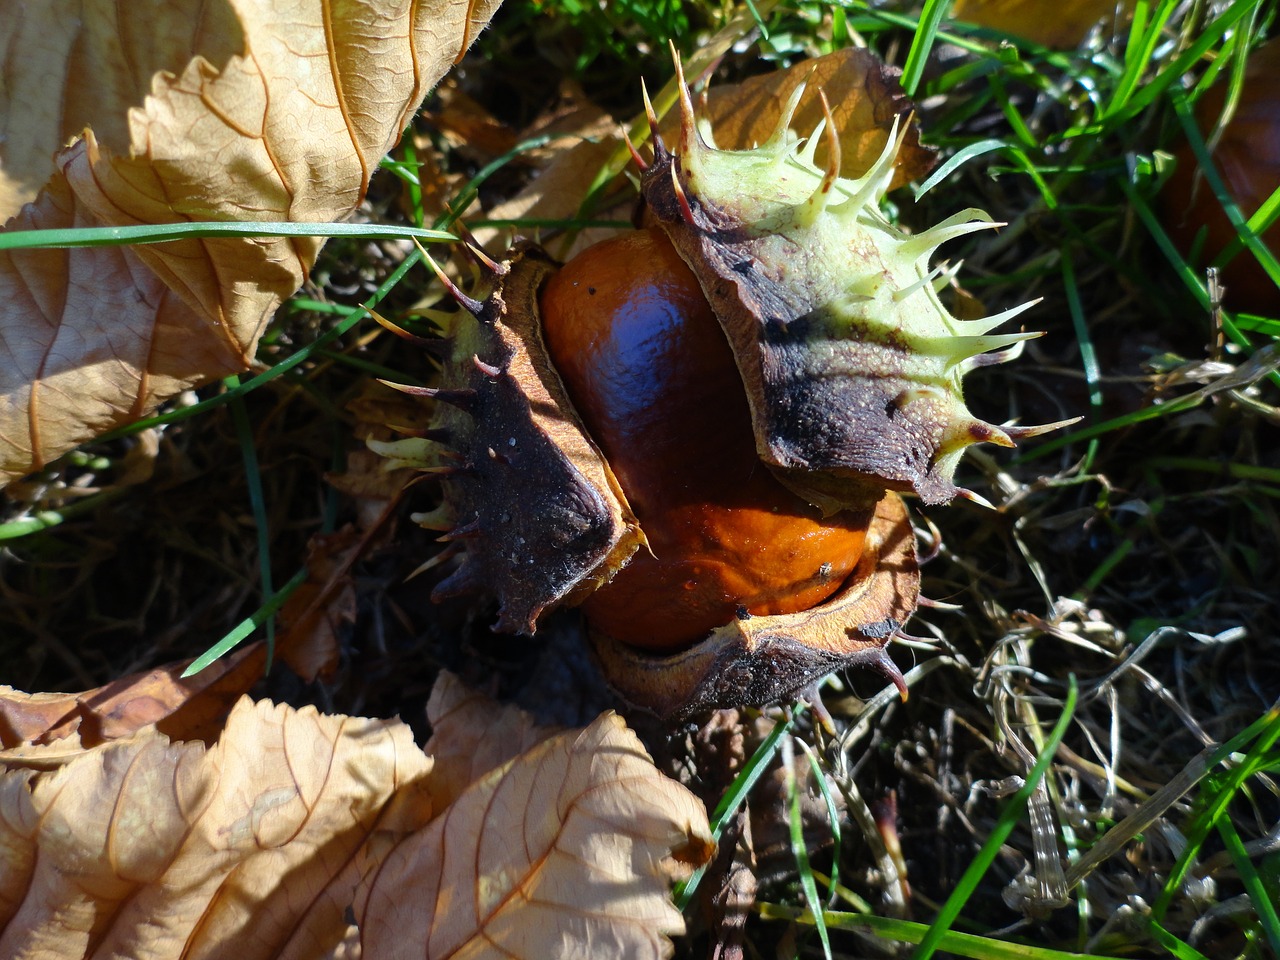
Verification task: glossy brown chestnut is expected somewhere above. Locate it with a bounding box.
[540,228,876,652]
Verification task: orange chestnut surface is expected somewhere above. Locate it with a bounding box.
[540,227,873,652]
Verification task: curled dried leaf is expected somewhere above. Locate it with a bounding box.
[0,0,503,485]
[0,697,433,960]
[0,678,712,960]
[356,709,714,960]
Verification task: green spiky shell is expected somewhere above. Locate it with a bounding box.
[643,80,1055,509]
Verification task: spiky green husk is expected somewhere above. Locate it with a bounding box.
[643,75,1060,508]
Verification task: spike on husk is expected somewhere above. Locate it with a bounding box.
[643,57,1061,508]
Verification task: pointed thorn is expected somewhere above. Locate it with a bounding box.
[832,112,907,216]
[466,241,506,276]
[892,385,943,410]
[382,422,450,442]
[622,127,649,171]
[819,90,841,189]
[765,81,808,154]
[897,209,1001,262]
[494,604,541,637]
[893,628,937,645]
[414,386,481,414]
[801,684,838,736]
[376,379,438,398]
[931,259,965,293]
[432,562,483,601]
[672,45,698,152]
[410,506,456,531]
[865,647,909,701]
[963,342,1027,370]
[367,308,438,348]
[381,384,479,413]
[947,330,1042,368]
[419,246,485,316]
[796,91,842,225]
[918,595,964,612]
[439,519,485,542]
[444,216,506,277]
[916,512,943,563]
[964,299,1044,336]
[471,355,503,379]
[1002,417,1083,440]
[954,488,997,510]
[408,543,461,579]
[799,114,827,168]
[670,163,697,226]
[892,263,947,304]
[641,79,667,157]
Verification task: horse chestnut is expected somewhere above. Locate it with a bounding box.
[540,227,874,652]
[374,60,1063,718]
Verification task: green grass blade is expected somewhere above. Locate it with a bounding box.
[1171,92,1280,289]
[675,707,799,910]
[1109,0,1259,124]
[224,374,275,670]
[96,247,425,443]
[0,220,453,251]
[181,568,308,677]
[1153,702,1280,919]
[900,0,954,97]
[1102,0,1177,121]
[760,902,1117,959]
[1146,920,1212,960]
[391,129,426,227]
[1061,252,1101,472]
[0,512,65,540]
[799,740,842,901]
[913,139,1007,200]
[785,737,832,960]
[1217,817,1280,956]
[910,677,1079,960]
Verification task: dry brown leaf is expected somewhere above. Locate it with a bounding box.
[0,0,503,487]
[0,675,712,959]
[952,0,1134,48]
[357,707,714,960]
[423,670,562,808]
[0,696,434,959]
[0,642,267,749]
[276,528,363,683]
[427,80,523,161]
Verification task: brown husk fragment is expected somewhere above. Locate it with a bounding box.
[412,244,643,633]
[590,493,918,720]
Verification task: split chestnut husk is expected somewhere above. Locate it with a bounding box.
[375,58,1065,720]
